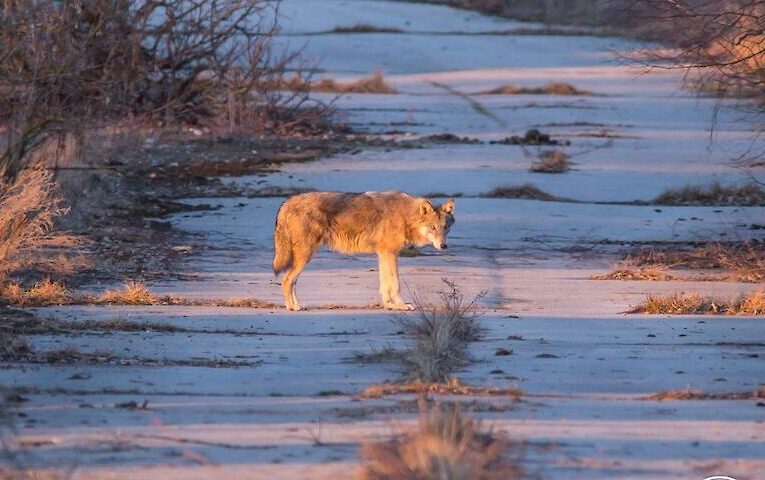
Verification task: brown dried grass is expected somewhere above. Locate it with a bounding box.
[277,71,397,94]
[529,149,572,173]
[359,378,522,399]
[626,241,765,282]
[0,168,66,280]
[629,290,765,315]
[97,281,159,305]
[482,184,563,201]
[653,182,765,206]
[482,82,592,96]
[357,403,522,480]
[591,265,675,281]
[0,279,72,307]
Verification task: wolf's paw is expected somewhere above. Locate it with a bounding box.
[286,303,304,311]
[384,302,415,311]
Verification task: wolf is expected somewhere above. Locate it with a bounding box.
[273,191,455,311]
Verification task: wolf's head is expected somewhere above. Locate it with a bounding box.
[414,198,455,250]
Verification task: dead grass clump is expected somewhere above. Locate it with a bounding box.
[482,184,562,201]
[45,346,116,364]
[645,386,765,401]
[0,330,32,361]
[626,241,765,282]
[629,290,765,315]
[482,82,592,96]
[359,378,522,399]
[357,403,522,480]
[396,281,484,383]
[332,24,403,34]
[0,168,66,280]
[0,279,72,307]
[529,149,572,173]
[591,265,675,281]
[97,281,159,305]
[653,182,765,206]
[313,71,397,94]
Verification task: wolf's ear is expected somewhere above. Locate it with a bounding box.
[440,198,455,215]
[419,199,435,216]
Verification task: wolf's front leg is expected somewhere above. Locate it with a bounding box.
[378,251,414,311]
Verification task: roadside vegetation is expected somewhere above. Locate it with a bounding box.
[0,0,332,290]
[481,184,563,201]
[628,290,765,315]
[277,71,397,94]
[653,183,765,206]
[529,149,572,174]
[357,403,522,480]
[481,82,592,96]
[612,241,765,283]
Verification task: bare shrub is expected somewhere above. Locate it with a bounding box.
[0,168,66,280]
[653,183,765,206]
[395,281,484,383]
[357,403,522,480]
[481,184,563,201]
[0,0,330,177]
[529,149,572,173]
[481,82,592,96]
[629,290,765,315]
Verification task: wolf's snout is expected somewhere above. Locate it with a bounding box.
[440,243,447,249]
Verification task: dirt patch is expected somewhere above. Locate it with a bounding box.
[481,82,593,96]
[628,290,765,315]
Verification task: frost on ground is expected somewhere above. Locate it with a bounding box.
[3,0,764,479]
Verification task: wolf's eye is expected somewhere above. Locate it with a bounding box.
[430,225,437,231]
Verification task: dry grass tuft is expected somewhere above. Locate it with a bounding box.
[357,403,522,480]
[97,281,159,305]
[396,281,484,383]
[482,82,592,96]
[629,290,765,315]
[359,378,522,399]
[482,184,562,201]
[645,386,765,401]
[44,346,116,364]
[332,24,403,34]
[0,279,72,307]
[653,182,765,206]
[591,264,675,281]
[278,71,397,94]
[529,149,572,173]
[626,241,765,282]
[0,168,67,280]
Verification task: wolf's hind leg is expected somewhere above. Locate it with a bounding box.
[282,247,313,311]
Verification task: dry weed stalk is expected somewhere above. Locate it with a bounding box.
[396,280,484,383]
[97,281,159,305]
[357,403,522,480]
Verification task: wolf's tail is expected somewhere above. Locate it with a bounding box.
[273,206,292,276]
